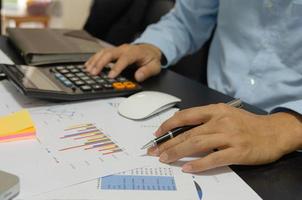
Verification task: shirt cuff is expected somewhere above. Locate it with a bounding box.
[270,100,302,116]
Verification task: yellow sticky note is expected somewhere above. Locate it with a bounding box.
[0,109,35,136]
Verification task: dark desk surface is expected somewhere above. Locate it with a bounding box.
[1,36,302,200]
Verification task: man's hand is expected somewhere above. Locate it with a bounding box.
[148,103,302,173]
[85,44,162,82]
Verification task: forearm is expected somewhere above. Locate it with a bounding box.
[268,112,302,154]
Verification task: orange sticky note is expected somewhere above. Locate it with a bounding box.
[0,131,35,143]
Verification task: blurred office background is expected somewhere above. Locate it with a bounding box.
[1,0,92,31]
[0,0,209,84]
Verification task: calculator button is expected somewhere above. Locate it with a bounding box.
[55,66,65,70]
[63,80,73,87]
[92,84,103,90]
[60,77,68,82]
[58,76,67,82]
[96,78,106,84]
[79,69,88,73]
[58,69,69,74]
[74,80,85,86]
[85,80,95,85]
[91,75,100,80]
[70,68,80,73]
[107,78,116,83]
[81,76,90,81]
[80,85,92,92]
[54,72,63,79]
[103,83,113,89]
[65,73,75,78]
[123,81,136,89]
[70,77,80,82]
[75,72,86,77]
[66,65,75,70]
[112,82,125,90]
[76,65,85,69]
[116,77,127,82]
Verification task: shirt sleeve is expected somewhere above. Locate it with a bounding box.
[270,100,302,116]
[134,0,218,67]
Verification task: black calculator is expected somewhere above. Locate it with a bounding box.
[1,64,142,101]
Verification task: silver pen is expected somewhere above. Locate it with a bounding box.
[141,98,243,149]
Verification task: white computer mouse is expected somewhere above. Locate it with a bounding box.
[118,91,181,120]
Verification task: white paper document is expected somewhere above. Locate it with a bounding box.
[0,80,52,116]
[32,160,199,200]
[0,80,261,200]
[193,167,261,200]
[0,97,177,198]
[32,161,261,200]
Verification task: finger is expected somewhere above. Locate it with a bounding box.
[182,148,235,173]
[157,122,214,152]
[108,54,135,78]
[147,146,159,156]
[155,105,217,137]
[84,53,97,69]
[134,62,161,82]
[147,132,190,156]
[91,49,123,75]
[159,134,228,163]
[148,122,215,156]
[85,51,104,72]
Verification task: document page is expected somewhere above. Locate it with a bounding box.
[0,80,52,116]
[32,160,261,200]
[0,98,177,198]
[0,79,261,200]
[32,161,199,200]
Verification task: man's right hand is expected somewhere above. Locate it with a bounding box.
[85,43,163,82]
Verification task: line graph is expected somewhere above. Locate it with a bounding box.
[31,107,77,118]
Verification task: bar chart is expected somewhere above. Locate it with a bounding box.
[59,123,124,156]
[100,167,177,191]
[101,175,176,191]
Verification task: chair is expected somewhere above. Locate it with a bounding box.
[84,0,210,85]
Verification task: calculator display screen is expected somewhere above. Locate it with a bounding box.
[17,65,63,92]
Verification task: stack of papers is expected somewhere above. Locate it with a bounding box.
[0,109,36,143]
[0,82,262,199]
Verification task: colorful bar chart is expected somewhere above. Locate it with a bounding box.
[59,123,123,156]
[100,175,177,191]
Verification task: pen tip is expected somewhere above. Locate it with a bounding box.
[141,141,153,150]
[140,144,149,150]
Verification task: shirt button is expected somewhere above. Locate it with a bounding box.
[249,78,256,86]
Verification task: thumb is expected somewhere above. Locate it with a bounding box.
[135,63,161,82]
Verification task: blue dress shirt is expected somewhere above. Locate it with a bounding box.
[135,0,302,114]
